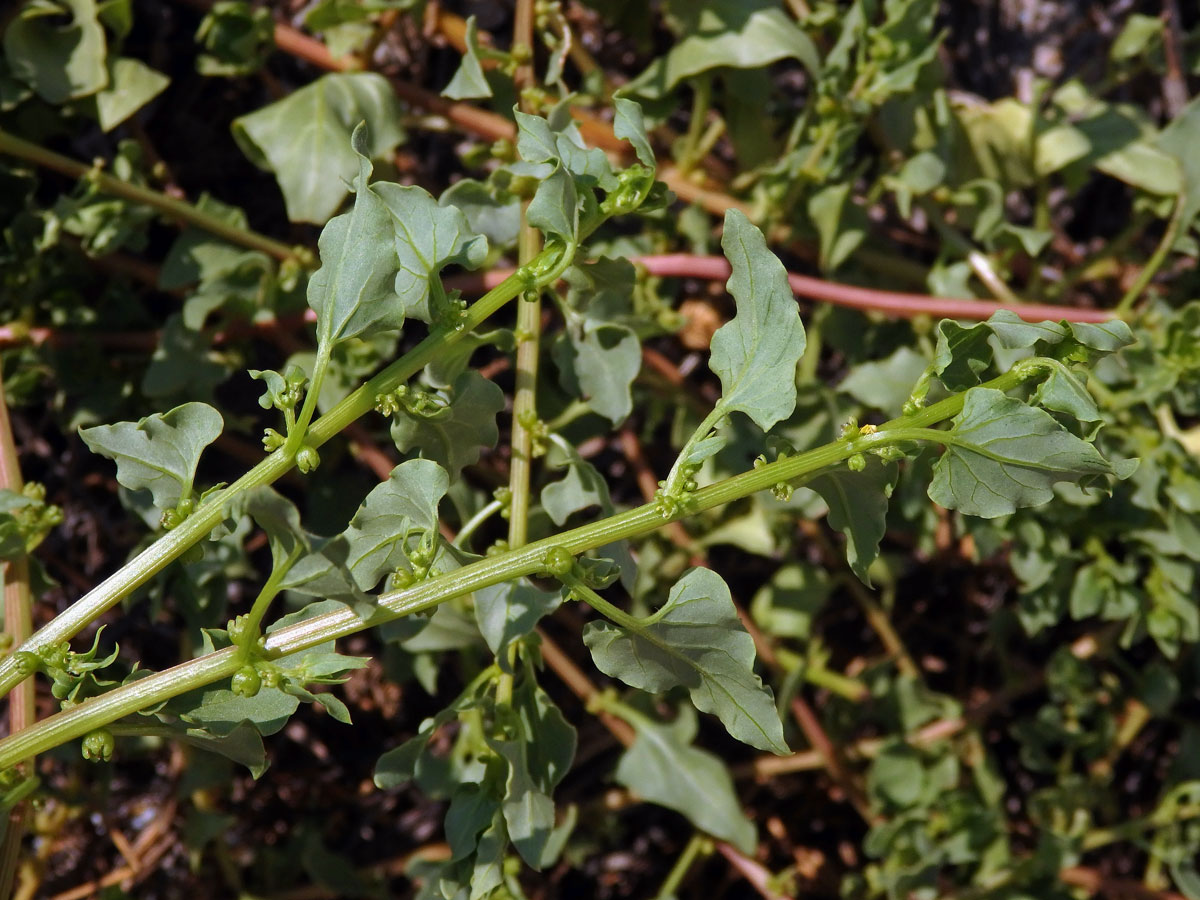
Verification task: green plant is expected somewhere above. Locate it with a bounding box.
[3,2,1200,898]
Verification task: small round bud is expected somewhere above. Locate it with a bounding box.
[81,729,114,763]
[296,446,320,474]
[231,665,262,698]
[390,568,415,590]
[848,453,867,472]
[543,546,574,578]
[260,668,281,690]
[12,651,40,676]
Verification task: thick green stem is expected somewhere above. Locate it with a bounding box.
[0,363,1043,768]
[0,128,301,263]
[507,219,544,549]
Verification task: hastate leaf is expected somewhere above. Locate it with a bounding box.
[305,124,403,347]
[583,567,789,754]
[4,0,108,104]
[232,72,405,223]
[710,209,806,432]
[389,371,504,481]
[809,458,899,585]
[928,388,1115,518]
[342,459,448,591]
[614,705,757,853]
[373,182,488,322]
[79,402,223,511]
[442,15,492,100]
[473,579,560,668]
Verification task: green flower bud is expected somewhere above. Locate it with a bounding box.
[296,446,320,474]
[543,546,574,578]
[231,665,262,698]
[848,453,867,472]
[12,651,40,676]
[81,729,114,763]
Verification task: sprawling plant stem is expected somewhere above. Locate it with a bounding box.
[0,238,572,700]
[0,365,1040,768]
[0,129,301,263]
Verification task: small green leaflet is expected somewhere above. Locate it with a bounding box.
[372,182,488,322]
[442,15,491,100]
[232,72,406,223]
[342,459,448,591]
[810,458,899,585]
[613,97,655,167]
[306,123,404,348]
[473,579,560,669]
[79,402,223,511]
[389,372,504,482]
[614,704,757,853]
[88,57,169,132]
[710,209,806,432]
[928,388,1116,519]
[583,567,789,754]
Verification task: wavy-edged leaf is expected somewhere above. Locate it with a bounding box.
[710,209,806,431]
[473,579,560,668]
[613,96,655,167]
[627,0,819,99]
[810,458,899,585]
[583,567,788,754]
[4,0,108,104]
[342,459,448,591]
[79,401,223,511]
[373,182,487,322]
[305,124,404,346]
[442,15,491,100]
[232,72,405,222]
[389,371,504,481]
[928,388,1115,518]
[614,705,756,853]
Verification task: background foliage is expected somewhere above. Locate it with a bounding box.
[1,0,1200,898]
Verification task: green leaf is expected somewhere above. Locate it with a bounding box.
[934,319,993,391]
[440,179,522,248]
[1158,96,1200,235]
[177,721,269,778]
[541,441,613,526]
[487,680,576,868]
[473,578,560,667]
[710,209,806,431]
[372,182,488,323]
[614,705,757,853]
[342,459,448,591]
[305,124,404,347]
[583,567,788,754]
[4,0,108,104]
[928,389,1115,519]
[180,686,299,738]
[195,0,274,77]
[838,346,930,418]
[79,401,223,511]
[232,72,405,223]
[442,15,491,100]
[613,96,655,167]
[389,371,505,482]
[142,315,230,399]
[526,164,578,240]
[627,0,819,99]
[808,182,867,272]
[809,458,899,585]
[86,56,169,131]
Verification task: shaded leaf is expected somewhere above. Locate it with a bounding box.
[389,371,504,481]
[442,15,491,100]
[614,705,757,853]
[809,458,899,585]
[583,567,788,754]
[4,0,108,104]
[232,72,405,222]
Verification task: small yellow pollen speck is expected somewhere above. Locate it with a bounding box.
[859,424,878,435]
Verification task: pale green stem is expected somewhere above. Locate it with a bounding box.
[507,219,545,550]
[662,405,728,497]
[453,500,504,550]
[654,832,709,900]
[1113,195,1184,316]
[0,365,1043,767]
